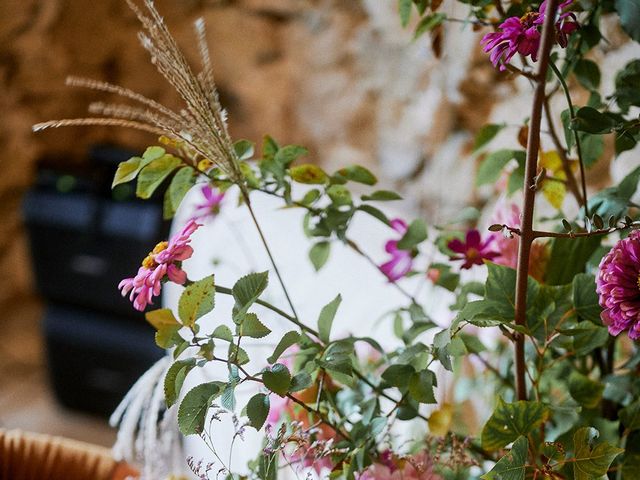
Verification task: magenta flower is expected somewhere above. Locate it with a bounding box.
[358,451,442,480]
[118,219,201,311]
[192,184,225,221]
[448,229,500,269]
[481,0,579,71]
[379,219,414,281]
[596,230,640,340]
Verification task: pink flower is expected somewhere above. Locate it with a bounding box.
[447,229,500,269]
[358,451,442,480]
[380,219,414,281]
[118,219,201,311]
[596,230,640,340]
[481,0,579,71]
[192,184,225,221]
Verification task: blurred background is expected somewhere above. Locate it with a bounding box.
[0,0,637,449]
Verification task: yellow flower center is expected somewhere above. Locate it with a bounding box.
[466,247,479,261]
[141,241,169,268]
[520,11,539,27]
[637,274,640,290]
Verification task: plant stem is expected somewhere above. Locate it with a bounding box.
[513,0,560,401]
[239,187,301,322]
[549,60,589,217]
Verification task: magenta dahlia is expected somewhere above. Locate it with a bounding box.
[448,229,500,270]
[481,0,579,71]
[119,219,201,311]
[596,230,640,340]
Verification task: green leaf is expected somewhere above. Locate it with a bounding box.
[621,399,640,432]
[335,165,378,185]
[178,382,221,435]
[240,313,271,339]
[146,308,182,348]
[381,364,416,389]
[165,166,197,219]
[578,132,604,168]
[614,0,640,43]
[246,393,270,430]
[318,294,342,343]
[545,236,601,285]
[274,145,308,166]
[476,150,524,186]
[574,59,601,91]
[572,427,623,480]
[473,124,505,152]
[232,272,269,322]
[227,343,250,365]
[262,135,279,161]
[361,190,403,201]
[136,153,182,199]
[622,453,640,480]
[408,369,437,404]
[289,372,313,392]
[262,363,291,396]
[569,371,604,409]
[112,146,165,188]
[357,204,391,226]
[212,324,233,342]
[309,242,331,271]
[289,164,328,184]
[481,436,528,480]
[234,139,255,160]
[572,273,601,323]
[399,0,412,27]
[558,321,609,356]
[267,331,300,364]
[615,60,640,112]
[481,398,550,451]
[396,219,427,250]
[178,275,216,328]
[570,107,617,134]
[414,13,447,39]
[326,184,353,206]
[164,359,196,408]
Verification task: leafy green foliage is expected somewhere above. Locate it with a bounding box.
[572,273,601,323]
[262,363,291,396]
[145,308,182,348]
[246,393,270,430]
[178,382,221,435]
[267,331,300,364]
[290,164,328,184]
[136,153,182,199]
[164,167,197,219]
[473,124,505,152]
[481,399,550,451]
[481,436,528,480]
[569,372,604,409]
[614,0,640,43]
[239,313,271,338]
[232,272,269,322]
[476,150,525,186]
[571,427,623,480]
[397,219,428,250]
[309,241,331,271]
[178,275,215,328]
[164,359,196,408]
[620,399,640,433]
[112,146,165,188]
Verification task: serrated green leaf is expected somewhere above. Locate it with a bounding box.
[481,436,528,480]
[290,164,328,184]
[232,271,269,322]
[240,313,271,338]
[481,398,550,451]
[571,107,617,134]
[247,393,270,430]
[164,359,196,408]
[136,154,182,199]
[309,241,331,271]
[381,364,415,389]
[263,363,291,396]
[178,382,221,435]
[227,343,250,365]
[289,372,313,392]
[275,145,308,166]
[146,308,182,348]
[318,294,342,343]
[178,275,215,327]
[574,59,601,91]
[572,273,601,323]
[113,146,166,188]
[212,324,233,342]
[164,166,197,219]
[267,331,300,364]
[572,427,623,480]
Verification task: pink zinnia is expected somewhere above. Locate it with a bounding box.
[118,219,201,311]
[448,229,500,269]
[596,231,640,340]
[358,451,442,480]
[481,0,579,71]
[192,184,225,221]
[380,219,414,281]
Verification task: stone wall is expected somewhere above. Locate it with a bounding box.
[2,0,637,328]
